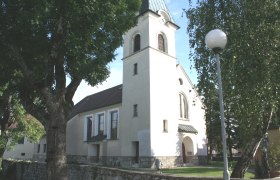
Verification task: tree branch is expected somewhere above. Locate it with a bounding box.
[50,16,66,99]
[66,77,82,105]
[19,91,48,127]
[0,94,12,133]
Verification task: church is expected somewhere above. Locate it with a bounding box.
[65,0,207,168]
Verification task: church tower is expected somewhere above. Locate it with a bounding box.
[120,0,180,167]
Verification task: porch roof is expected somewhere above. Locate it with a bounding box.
[178,124,198,134]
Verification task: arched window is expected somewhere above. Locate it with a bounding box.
[134,34,141,52]
[158,34,165,52]
[179,93,188,119]
[179,78,183,85]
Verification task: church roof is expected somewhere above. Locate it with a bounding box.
[139,0,175,23]
[68,85,122,119]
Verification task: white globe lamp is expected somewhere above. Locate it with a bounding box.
[205,29,227,53]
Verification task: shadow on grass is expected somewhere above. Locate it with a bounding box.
[162,167,222,176]
[162,166,255,179]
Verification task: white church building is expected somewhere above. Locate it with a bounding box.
[66,0,207,168]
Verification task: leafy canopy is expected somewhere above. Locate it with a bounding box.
[186,0,280,147]
[0,0,141,120]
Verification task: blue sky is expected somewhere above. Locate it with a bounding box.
[73,0,197,104]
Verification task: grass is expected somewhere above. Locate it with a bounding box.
[162,167,225,177]
[161,161,255,179]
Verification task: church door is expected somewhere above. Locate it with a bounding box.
[182,142,186,163]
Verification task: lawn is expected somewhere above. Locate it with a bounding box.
[161,163,255,179]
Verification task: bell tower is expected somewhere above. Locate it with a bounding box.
[120,0,180,167]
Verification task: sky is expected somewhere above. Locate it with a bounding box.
[72,0,197,104]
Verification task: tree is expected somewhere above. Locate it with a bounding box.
[0,88,45,159]
[0,0,141,179]
[186,0,280,178]
[201,81,222,158]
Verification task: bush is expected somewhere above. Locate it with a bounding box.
[268,143,280,169]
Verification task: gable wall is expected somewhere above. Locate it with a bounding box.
[176,65,207,156]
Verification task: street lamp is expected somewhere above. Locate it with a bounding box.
[205,29,230,180]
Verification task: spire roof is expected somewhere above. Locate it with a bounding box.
[139,0,174,23]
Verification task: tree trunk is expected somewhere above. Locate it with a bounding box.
[257,135,270,179]
[208,140,213,161]
[0,95,12,159]
[46,108,67,180]
[0,134,8,159]
[231,137,261,178]
[231,108,274,178]
[261,148,270,178]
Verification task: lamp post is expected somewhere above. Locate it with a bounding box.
[205,29,230,180]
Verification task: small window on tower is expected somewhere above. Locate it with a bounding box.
[163,120,168,132]
[133,63,138,75]
[134,34,141,52]
[158,34,166,52]
[133,104,138,117]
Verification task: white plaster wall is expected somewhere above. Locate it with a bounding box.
[148,10,179,157]
[66,114,88,156]
[3,137,35,160]
[106,140,120,156]
[149,49,178,156]
[176,65,207,156]
[121,49,151,156]
[122,12,153,157]
[66,104,122,157]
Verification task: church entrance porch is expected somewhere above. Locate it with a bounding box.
[182,136,197,164]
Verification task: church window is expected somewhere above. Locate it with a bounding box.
[84,115,94,141]
[43,144,47,153]
[37,144,40,153]
[179,93,188,119]
[163,120,168,132]
[86,116,93,139]
[134,34,141,52]
[158,34,166,52]
[179,78,183,85]
[97,113,105,135]
[110,110,118,139]
[133,104,138,117]
[133,63,138,75]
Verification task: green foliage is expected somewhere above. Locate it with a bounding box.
[0,0,140,178]
[268,143,280,169]
[0,0,140,89]
[0,0,141,119]
[186,0,280,177]
[0,94,45,151]
[186,0,280,150]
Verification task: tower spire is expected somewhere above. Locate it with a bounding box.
[139,0,174,23]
